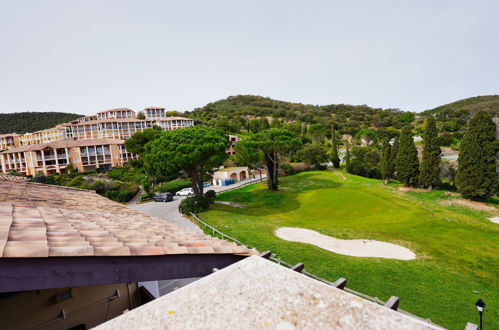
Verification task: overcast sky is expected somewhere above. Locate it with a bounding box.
[0,1,498,116]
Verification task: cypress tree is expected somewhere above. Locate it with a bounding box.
[395,126,420,187]
[331,125,340,168]
[345,145,351,173]
[456,111,496,199]
[379,140,393,184]
[259,118,270,131]
[420,118,441,190]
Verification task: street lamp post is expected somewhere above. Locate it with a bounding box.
[475,299,485,330]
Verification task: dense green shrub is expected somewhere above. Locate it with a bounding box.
[68,176,85,187]
[348,146,382,179]
[90,180,107,194]
[281,163,294,176]
[179,196,210,214]
[204,190,216,203]
[116,189,136,202]
[159,179,191,194]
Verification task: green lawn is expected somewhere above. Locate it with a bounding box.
[199,171,499,329]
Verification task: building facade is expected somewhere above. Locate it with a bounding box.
[0,139,134,176]
[0,133,20,151]
[16,108,194,146]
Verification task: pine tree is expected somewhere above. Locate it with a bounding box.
[395,126,420,187]
[331,124,340,168]
[420,118,441,190]
[456,111,497,199]
[379,140,393,184]
[345,145,351,173]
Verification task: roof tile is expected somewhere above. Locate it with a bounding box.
[0,181,258,258]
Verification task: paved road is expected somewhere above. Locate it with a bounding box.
[128,176,265,232]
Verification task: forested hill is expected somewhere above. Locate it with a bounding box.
[185,94,498,139]
[420,95,499,123]
[185,95,413,137]
[0,112,83,134]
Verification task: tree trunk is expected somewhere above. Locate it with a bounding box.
[265,154,278,190]
[189,167,205,197]
[190,170,200,197]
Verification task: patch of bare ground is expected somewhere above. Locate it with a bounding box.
[443,191,460,197]
[440,199,497,213]
[398,186,429,193]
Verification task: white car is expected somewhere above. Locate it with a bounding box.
[176,188,194,196]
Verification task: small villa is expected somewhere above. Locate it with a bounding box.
[212,167,249,186]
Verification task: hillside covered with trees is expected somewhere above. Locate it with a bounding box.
[185,94,498,141]
[0,112,83,134]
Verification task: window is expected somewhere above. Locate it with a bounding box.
[114,154,118,159]
[74,158,78,163]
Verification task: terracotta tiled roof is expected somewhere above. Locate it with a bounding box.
[144,107,166,110]
[0,133,20,138]
[158,116,193,121]
[0,181,257,258]
[96,108,134,114]
[69,118,147,125]
[1,139,124,154]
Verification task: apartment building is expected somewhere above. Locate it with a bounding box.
[96,108,136,120]
[0,138,135,176]
[0,133,20,150]
[18,126,67,146]
[17,108,194,146]
[143,107,166,119]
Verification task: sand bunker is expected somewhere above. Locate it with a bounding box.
[275,227,416,260]
[489,217,499,224]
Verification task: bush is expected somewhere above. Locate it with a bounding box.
[179,196,210,214]
[115,189,136,202]
[281,163,294,176]
[68,176,85,187]
[290,163,313,173]
[140,192,155,200]
[90,180,107,194]
[204,190,216,203]
[159,179,191,194]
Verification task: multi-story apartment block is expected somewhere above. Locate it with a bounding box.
[18,126,67,146]
[17,108,194,146]
[96,108,136,120]
[143,107,166,120]
[0,139,135,176]
[0,133,20,151]
[1,107,194,175]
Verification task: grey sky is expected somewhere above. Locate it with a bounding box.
[0,1,498,116]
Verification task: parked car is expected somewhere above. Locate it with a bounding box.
[203,182,211,187]
[153,192,173,202]
[176,188,194,196]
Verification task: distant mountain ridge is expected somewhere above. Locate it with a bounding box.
[0,112,83,134]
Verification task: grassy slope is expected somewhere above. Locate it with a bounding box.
[200,171,499,329]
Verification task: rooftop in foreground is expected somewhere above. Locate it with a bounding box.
[0,181,256,292]
[96,255,441,330]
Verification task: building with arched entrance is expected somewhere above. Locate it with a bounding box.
[212,167,249,186]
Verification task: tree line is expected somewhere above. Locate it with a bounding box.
[0,112,83,134]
